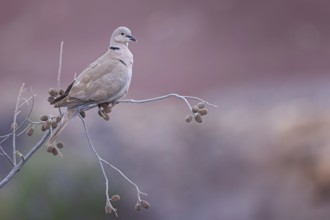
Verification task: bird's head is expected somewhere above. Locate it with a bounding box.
[110,26,136,46]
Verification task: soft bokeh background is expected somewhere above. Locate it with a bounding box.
[1,0,330,219]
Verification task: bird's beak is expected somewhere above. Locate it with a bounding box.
[126,35,136,42]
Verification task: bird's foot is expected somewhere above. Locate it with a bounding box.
[97,102,116,121]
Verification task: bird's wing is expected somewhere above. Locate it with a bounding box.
[53,51,130,108]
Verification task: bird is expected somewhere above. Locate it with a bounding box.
[47,26,136,146]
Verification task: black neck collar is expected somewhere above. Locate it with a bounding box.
[110,46,120,50]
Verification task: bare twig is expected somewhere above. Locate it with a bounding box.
[0,145,14,166]
[57,41,64,90]
[81,93,217,113]
[100,158,147,202]
[57,41,64,116]
[0,89,36,143]
[80,116,147,216]
[12,83,25,165]
[0,130,51,189]
[118,93,217,110]
[80,116,117,216]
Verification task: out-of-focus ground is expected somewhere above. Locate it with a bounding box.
[1,0,330,219]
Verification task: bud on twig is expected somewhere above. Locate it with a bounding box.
[44,121,51,130]
[56,142,64,149]
[48,88,58,97]
[51,148,58,156]
[26,127,34,136]
[140,200,150,209]
[111,195,120,202]
[185,115,193,123]
[194,113,203,123]
[192,106,199,113]
[47,145,54,153]
[59,89,65,96]
[197,102,205,109]
[51,121,58,129]
[47,96,55,103]
[56,115,62,123]
[198,108,208,116]
[40,115,48,121]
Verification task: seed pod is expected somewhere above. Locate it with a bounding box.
[192,106,199,113]
[51,148,58,156]
[185,115,193,123]
[79,111,86,118]
[26,127,34,136]
[135,203,141,211]
[56,115,62,123]
[194,113,203,123]
[198,108,208,116]
[140,200,150,209]
[44,121,51,130]
[59,89,65,96]
[47,145,54,153]
[56,142,64,149]
[40,115,48,121]
[197,102,205,109]
[51,121,57,129]
[47,96,55,103]
[48,88,58,97]
[111,195,120,202]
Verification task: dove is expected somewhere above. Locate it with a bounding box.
[47,26,136,146]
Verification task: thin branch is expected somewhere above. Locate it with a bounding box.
[0,90,36,142]
[12,83,25,165]
[80,116,147,215]
[18,94,35,109]
[57,41,64,116]
[0,130,51,189]
[0,145,14,166]
[81,93,217,113]
[80,116,117,216]
[17,124,32,136]
[100,158,147,201]
[118,93,217,109]
[57,41,64,90]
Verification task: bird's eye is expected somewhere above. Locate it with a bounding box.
[121,33,124,35]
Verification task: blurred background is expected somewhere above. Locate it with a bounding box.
[1,0,330,219]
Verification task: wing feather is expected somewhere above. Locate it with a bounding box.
[52,51,130,108]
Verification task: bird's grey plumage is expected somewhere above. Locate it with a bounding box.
[47,26,136,145]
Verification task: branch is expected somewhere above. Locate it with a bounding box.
[0,92,36,142]
[0,130,51,189]
[81,93,217,114]
[57,41,64,90]
[57,41,64,116]
[12,83,25,165]
[118,93,217,109]
[80,116,147,216]
[0,145,14,166]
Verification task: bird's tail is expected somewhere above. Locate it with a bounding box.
[47,108,77,146]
